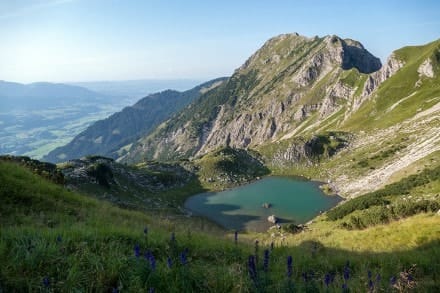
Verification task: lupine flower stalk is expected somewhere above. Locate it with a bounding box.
[263,249,269,272]
[149,254,156,271]
[324,273,331,287]
[343,261,350,281]
[287,256,293,278]
[390,276,397,286]
[368,279,374,291]
[180,250,188,266]
[248,255,257,283]
[42,277,50,288]
[134,244,140,258]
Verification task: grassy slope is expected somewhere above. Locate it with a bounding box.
[1,161,440,292]
[343,39,440,131]
[194,146,270,190]
[255,40,440,197]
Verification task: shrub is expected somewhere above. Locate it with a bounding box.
[327,165,440,221]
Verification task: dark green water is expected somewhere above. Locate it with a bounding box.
[184,176,342,232]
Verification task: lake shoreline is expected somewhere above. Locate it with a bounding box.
[184,176,343,233]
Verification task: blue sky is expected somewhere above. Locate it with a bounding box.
[1,0,439,83]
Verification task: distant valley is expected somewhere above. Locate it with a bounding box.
[0,79,204,159]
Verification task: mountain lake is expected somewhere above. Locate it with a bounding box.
[184,176,342,232]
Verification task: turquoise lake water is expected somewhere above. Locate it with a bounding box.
[184,176,342,232]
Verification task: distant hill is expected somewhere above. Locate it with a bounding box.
[0,81,131,159]
[44,78,227,162]
[0,80,110,111]
[71,79,204,100]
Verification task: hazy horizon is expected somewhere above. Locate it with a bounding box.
[1,0,439,83]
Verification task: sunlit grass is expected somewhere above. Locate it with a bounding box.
[1,161,440,291]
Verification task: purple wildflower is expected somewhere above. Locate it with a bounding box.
[144,250,152,260]
[112,288,119,293]
[324,273,331,287]
[149,254,156,271]
[248,255,257,282]
[42,277,50,288]
[143,227,148,235]
[167,257,173,268]
[180,251,188,265]
[390,276,397,286]
[302,272,308,283]
[56,235,62,243]
[368,279,374,291]
[343,262,350,281]
[263,249,269,272]
[342,283,348,291]
[234,231,238,244]
[287,256,293,278]
[376,273,381,283]
[134,244,140,258]
[368,270,372,279]
[149,288,155,293]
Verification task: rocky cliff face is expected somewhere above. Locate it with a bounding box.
[361,53,405,97]
[121,33,382,163]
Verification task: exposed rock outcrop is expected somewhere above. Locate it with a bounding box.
[418,58,435,78]
[361,53,404,97]
[268,215,278,224]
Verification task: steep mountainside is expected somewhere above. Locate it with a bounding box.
[44,78,226,162]
[121,33,381,162]
[121,34,440,197]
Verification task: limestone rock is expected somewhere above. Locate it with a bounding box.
[361,53,404,97]
[418,58,434,78]
[268,215,278,224]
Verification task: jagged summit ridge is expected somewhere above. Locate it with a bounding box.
[122,33,386,162]
[239,33,381,76]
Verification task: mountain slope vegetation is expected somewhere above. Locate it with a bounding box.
[1,160,440,292]
[44,78,226,162]
[120,35,440,199]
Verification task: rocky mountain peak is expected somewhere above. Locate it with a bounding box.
[324,35,382,73]
[120,34,440,165]
[237,33,381,87]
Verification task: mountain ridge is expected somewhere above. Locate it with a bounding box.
[121,33,383,162]
[119,34,439,198]
[44,78,227,162]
